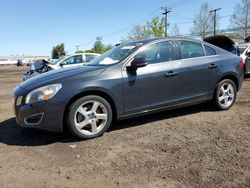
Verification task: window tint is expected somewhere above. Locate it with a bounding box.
[135,41,175,64]
[179,41,205,59]
[205,45,217,56]
[64,55,83,65]
[86,54,98,62]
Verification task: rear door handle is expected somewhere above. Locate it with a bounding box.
[165,71,178,77]
[208,64,218,69]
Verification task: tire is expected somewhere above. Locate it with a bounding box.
[67,95,112,139]
[214,79,237,110]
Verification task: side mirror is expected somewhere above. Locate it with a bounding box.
[59,61,65,67]
[128,57,148,70]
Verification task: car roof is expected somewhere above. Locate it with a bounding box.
[69,53,100,56]
[130,37,209,45]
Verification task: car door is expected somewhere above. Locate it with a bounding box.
[61,55,84,68]
[122,41,181,115]
[178,40,220,101]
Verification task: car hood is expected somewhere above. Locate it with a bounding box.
[20,65,106,91]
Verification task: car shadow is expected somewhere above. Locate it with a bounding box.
[0,103,216,147]
[109,102,216,132]
[0,118,73,146]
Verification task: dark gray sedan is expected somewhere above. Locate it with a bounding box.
[14,38,244,139]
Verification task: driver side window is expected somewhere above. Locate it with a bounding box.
[135,41,175,64]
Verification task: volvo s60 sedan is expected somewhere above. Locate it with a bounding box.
[14,38,244,139]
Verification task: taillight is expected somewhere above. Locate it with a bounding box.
[240,59,244,69]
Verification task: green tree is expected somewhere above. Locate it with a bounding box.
[75,50,85,53]
[230,0,250,39]
[122,24,150,42]
[104,44,113,52]
[51,43,66,59]
[122,16,165,42]
[146,16,165,37]
[83,41,113,54]
[93,41,105,53]
[191,2,215,39]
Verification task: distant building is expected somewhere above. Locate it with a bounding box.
[0,55,50,65]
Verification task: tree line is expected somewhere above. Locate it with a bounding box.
[52,0,249,59]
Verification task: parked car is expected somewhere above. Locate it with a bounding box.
[238,43,250,75]
[23,53,100,80]
[14,38,244,139]
[203,35,240,56]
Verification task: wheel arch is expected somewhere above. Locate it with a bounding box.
[216,73,239,91]
[63,89,118,132]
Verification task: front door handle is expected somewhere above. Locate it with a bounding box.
[165,71,178,77]
[208,64,218,69]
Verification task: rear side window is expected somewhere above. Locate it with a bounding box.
[205,45,217,56]
[86,54,98,62]
[64,55,83,64]
[135,41,175,64]
[179,41,205,59]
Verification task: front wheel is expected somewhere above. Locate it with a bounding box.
[214,79,237,110]
[67,95,112,139]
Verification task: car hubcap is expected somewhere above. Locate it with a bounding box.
[74,100,108,135]
[218,83,235,108]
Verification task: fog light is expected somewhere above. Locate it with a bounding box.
[24,113,44,125]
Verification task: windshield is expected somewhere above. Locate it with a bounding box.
[87,41,146,66]
[49,56,66,65]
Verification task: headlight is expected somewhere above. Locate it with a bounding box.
[25,84,62,104]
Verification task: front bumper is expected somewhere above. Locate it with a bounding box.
[14,85,64,132]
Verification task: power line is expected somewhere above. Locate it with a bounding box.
[77,7,161,48]
[177,26,250,38]
[167,0,197,8]
[174,21,193,25]
[101,8,160,38]
[171,11,193,20]
[78,1,198,42]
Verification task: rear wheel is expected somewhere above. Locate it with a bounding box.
[67,95,112,139]
[214,79,237,110]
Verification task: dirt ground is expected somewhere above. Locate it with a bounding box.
[0,65,249,188]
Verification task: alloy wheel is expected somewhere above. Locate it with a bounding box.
[218,83,235,108]
[74,100,108,136]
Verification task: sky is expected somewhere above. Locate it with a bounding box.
[0,0,240,56]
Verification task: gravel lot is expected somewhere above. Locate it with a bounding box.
[0,65,249,188]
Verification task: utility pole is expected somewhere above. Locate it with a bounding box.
[210,8,221,36]
[161,7,171,37]
[75,45,80,52]
[96,37,102,42]
[244,4,249,39]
